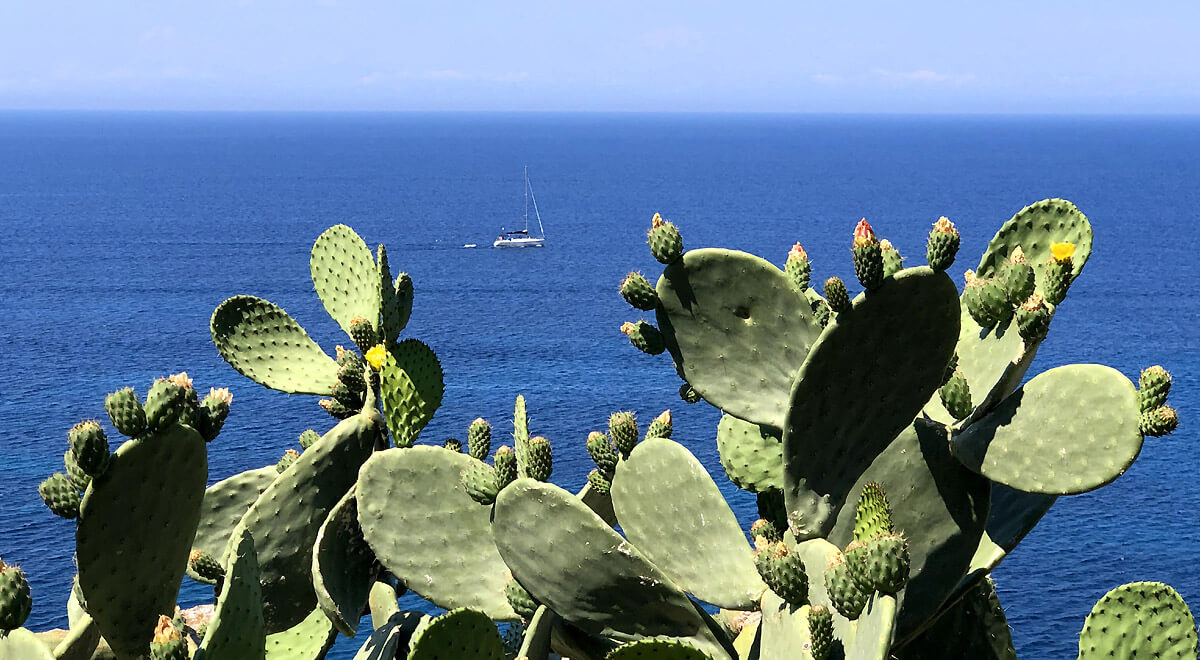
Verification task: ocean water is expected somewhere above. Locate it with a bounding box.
[0,112,1196,658]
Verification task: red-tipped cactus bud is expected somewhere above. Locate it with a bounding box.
[1140,406,1179,437]
[879,239,904,278]
[926,216,960,272]
[586,431,619,478]
[852,219,878,248]
[1000,247,1036,306]
[1015,293,1052,342]
[620,272,659,311]
[150,615,187,660]
[467,418,492,460]
[750,518,782,544]
[335,345,356,366]
[785,242,812,291]
[0,559,32,633]
[608,411,639,458]
[851,219,884,290]
[1138,366,1172,413]
[189,549,225,583]
[198,387,233,442]
[646,410,672,439]
[824,277,850,313]
[319,398,354,420]
[276,448,300,473]
[647,212,683,264]
[145,377,188,432]
[621,320,665,355]
[298,429,319,450]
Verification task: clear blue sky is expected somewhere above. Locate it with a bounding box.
[2,1,1198,113]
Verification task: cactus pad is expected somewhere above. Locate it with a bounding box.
[357,447,517,621]
[0,628,54,659]
[893,577,1015,660]
[380,339,444,447]
[405,608,504,660]
[783,267,960,539]
[211,295,341,394]
[310,224,382,341]
[758,592,814,660]
[1078,582,1197,659]
[950,364,1142,495]
[192,466,277,560]
[313,488,377,636]
[0,561,31,632]
[976,198,1093,293]
[264,608,337,660]
[654,248,821,430]
[76,424,207,659]
[612,437,766,609]
[844,594,898,660]
[716,414,783,493]
[197,531,266,660]
[606,639,713,659]
[353,611,425,660]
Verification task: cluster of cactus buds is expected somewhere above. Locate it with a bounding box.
[1138,365,1179,437]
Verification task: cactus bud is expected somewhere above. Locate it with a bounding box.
[364,345,387,372]
[337,358,368,394]
[198,387,233,442]
[505,575,540,621]
[1043,242,1075,305]
[621,320,665,355]
[462,461,500,505]
[998,247,1036,307]
[1015,293,1052,343]
[68,420,109,477]
[785,242,812,291]
[823,277,850,314]
[811,298,832,328]
[526,436,552,481]
[189,549,225,583]
[608,411,639,458]
[586,431,619,478]
[104,387,146,437]
[678,383,702,404]
[144,377,187,432]
[808,605,834,660]
[167,372,201,429]
[844,533,910,595]
[298,429,320,450]
[645,410,672,439]
[824,553,868,620]
[493,446,517,488]
[1140,406,1179,437]
[853,482,895,543]
[942,352,959,387]
[39,473,80,519]
[620,272,659,311]
[750,518,782,545]
[586,468,611,495]
[0,559,31,633]
[851,219,884,291]
[879,239,904,278]
[349,315,379,353]
[939,370,972,421]
[467,418,492,460]
[150,615,187,660]
[1138,365,1172,413]
[335,345,357,367]
[754,542,809,608]
[979,277,1013,327]
[64,449,91,492]
[319,398,354,420]
[926,216,960,272]
[647,212,683,264]
[442,438,462,453]
[331,381,363,410]
[276,449,300,473]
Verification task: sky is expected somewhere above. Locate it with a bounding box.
[2,1,1199,113]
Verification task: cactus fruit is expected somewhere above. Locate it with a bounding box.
[505,577,540,621]
[526,436,552,481]
[318,398,354,420]
[609,412,639,458]
[587,468,612,495]
[336,358,367,392]
[494,446,517,488]
[808,605,833,660]
[149,615,188,660]
[926,216,960,272]
[962,270,990,328]
[620,272,659,311]
[939,370,972,421]
[1000,247,1036,305]
[785,242,812,291]
[331,381,363,409]
[1140,406,1179,437]
[198,387,232,442]
[587,431,619,478]
[298,429,320,450]
[1015,293,1052,342]
[169,372,201,428]
[1044,242,1075,305]
[63,449,91,491]
[824,276,850,314]
[335,345,358,367]
[467,418,492,460]
[851,219,885,291]
[978,277,1013,327]
[189,549,225,583]
[443,438,463,453]
[811,298,832,327]
[348,315,379,353]
[647,212,684,264]
[646,410,672,439]
[105,387,147,437]
[754,542,809,608]
[844,534,910,595]
[0,560,31,633]
[38,473,81,519]
[880,239,904,278]
[621,320,665,355]
[144,377,187,431]
[276,449,300,473]
[462,461,500,505]
[824,554,868,620]
[1138,365,1172,413]
[750,519,783,545]
[678,383,702,404]
[853,482,895,543]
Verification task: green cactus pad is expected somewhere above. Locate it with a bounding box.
[211,295,341,395]
[406,608,504,660]
[492,479,728,657]
[654,248,821,430]
[951,364,1142,495]
[197,531,266,660]
[264,608,337,660]
[380,339,444,448]
[313,488,376,636]
[852,482,894,543]
[50,613,101,660]
[0,628,54,660]
[976,198,1093,293]
[607,639,714,659]
[377,245,411,347]
[518,606,555,660]
[893,577,1015,660]
[825,420,989,641]
[787,538,855,643]
[64,447,91,492]
[783,267,960,539]
[367,581,400,630]
[192,466,277,560]
[513,395,531,478]
[967,484,1057,579]
[229,411,381,633]
[38,473,80,519]
[716,414,783,493]
[612,437,766,609]
[758,592,814,660]
[76,424,207,659]
[1078,582,1197,659]
[105,387,147,437]
[844,594,897,660]
[310,224,382,342]
[357,447,518,621]
[353,611,426,660]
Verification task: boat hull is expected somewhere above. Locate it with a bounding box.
[493,237,545,248]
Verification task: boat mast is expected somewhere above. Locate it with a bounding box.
[527,170,546,238]
[524,165,529,232]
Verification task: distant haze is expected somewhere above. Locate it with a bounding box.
[2,1,1199,113]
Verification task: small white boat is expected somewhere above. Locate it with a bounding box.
[494,167,546,248]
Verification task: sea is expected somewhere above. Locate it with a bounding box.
[0,112,1196,658]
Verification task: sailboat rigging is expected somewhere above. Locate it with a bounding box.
[493,167,546,248]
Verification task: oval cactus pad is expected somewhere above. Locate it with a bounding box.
[311,224,382,341]
[211,295,340,395]
[313,488,377,636]
[976,198,1093,287]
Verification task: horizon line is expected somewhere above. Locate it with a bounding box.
[3,108,1200,118]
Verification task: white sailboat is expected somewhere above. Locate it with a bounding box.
[493,167,546,248]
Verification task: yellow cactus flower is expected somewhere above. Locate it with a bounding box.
[1050,242,1075,262]
[365,345,387,371]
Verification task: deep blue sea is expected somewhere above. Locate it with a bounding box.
[0,112,1196,658]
